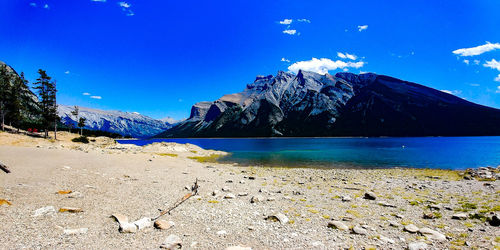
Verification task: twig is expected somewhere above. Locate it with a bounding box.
[152,179,199,221]
[0,161,10,173]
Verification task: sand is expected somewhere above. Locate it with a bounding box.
[0,131,499,249]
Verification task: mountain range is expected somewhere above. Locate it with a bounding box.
[58,105,172,138]
[155,70,500,138]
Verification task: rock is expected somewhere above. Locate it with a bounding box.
[341,196,352,202]
[342,215,354,221]
[265,213,289,224]
[327,221,349,231]
[352,225,368,235]
[378,201,396,208]
[226,180,233,183]
[222,186,231,192]
[216,230,227,235]
[404,224,419,233]
[226,246,252,250]
[160,234,182,249]
[237,192,248,196]
[63,228,88,235]
[452,213,468,220]
[267,197,275,201]
[34,206,56,217]
[422,212,435,219]
[154,220,175,230]
[388,220,401,227]
[239,180,246,184]
[224,193,236,199]
[379,235,395,244]
[248,176,256,180]
[133,217,153,230]
[250,195,264,203]
[488,214,500,226]
[364,192,377,200]
[67,191,84,199]
[59,207,83,213]
[418,227,446,241]
[259,188,269,194]
[408,241,428,250]
[120,222,138,233]
[212,190,220,196]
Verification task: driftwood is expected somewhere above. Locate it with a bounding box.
[0,161,10,173]
[152,179,199,221]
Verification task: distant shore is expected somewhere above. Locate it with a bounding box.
[0,131,499,249]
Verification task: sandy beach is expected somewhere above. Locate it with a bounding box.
[0,131,499,249]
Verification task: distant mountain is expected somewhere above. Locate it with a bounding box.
[160,116,185,125]
[58,105,172,138]
[155,70,500,138]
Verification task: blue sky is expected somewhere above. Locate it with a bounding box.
[1,0,500,120]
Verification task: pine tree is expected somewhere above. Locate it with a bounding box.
[78,117,86,136]
[7,75,23,130]
[71,106,79,134]
[33,69,58,138]
[0,65,10,131]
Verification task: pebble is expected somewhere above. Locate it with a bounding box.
[250,195,264,203]
[404,224,419,233]
[327,221,349,231]
[377,201,396,208]
[160,234,182,249]
[154,220,175,230]
[222,186,231,192]
[379,235,395,244]
[224,193,236,199]
[237,192,248,196]
[452,213,468,220]
[212,190,220,196]
[418,227,446,241]
[67,191,84,199]
[267,197,275,201]
[33,206,56,217]
[408,241,428,250]
[63,228,88,235]
[341,195,352,202]
[388,220,401,227]
[133,217,153,230]
[364,192,377,200]
[226,246,252,250]
[266,213,289,224]
[352,225,368,235]
[488,214,500,226]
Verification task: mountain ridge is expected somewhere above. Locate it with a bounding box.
[155,70,500,138]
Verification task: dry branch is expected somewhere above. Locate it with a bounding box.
[0,161,10,173]
[152,179,199,221]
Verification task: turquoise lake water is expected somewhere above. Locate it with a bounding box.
[116,137,500,169]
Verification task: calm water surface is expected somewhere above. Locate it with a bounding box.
[117,137,500,169]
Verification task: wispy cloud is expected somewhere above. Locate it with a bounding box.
[474,59,480,65]
[91,0,106,2]
[441,90,462,95]
[90,96,102,100]
[281,58,290,63]
[495,75,500,83]
[283,29,297,35]
[470,83,480,87]
[29,2,36,7]
[297,19,311,23]
[43,4,49,9]
[337,52,357,60]
[463,59,469,65]
[357,25,368,32]
[279,19,293,25]
[118,2,134,16]
[288,58,365,75]
[64,71,70,74]
[82,92,91,96]
[484,59,500,71]
[453,42,500,57]
[496,85,500,93]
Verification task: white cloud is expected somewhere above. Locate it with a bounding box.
[283,29,297,35]
[495,75,500,83]
[452,42,500,57]
[64,71,70,74]
[91,0,106,2]
[470,83,480,87]
[82,92,91,96]
[297,19,311,23]
[279,19,293,25]
[29,3,36,7]
[43,4,49,9]
[281,57,290,63]
[288,58,365,75]
[484,59,500,71]
[337,52,357,60]
[118,2,130,8]
[463,59,469,65]
[496,85,500,93]
[90,96,102,99]
[357,25,368,32]
[441,90,462,95]
[474,59,480,65]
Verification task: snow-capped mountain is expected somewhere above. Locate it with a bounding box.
[156,70,500,137]
[58,105,172,138]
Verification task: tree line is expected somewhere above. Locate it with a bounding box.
[0,63,86,139]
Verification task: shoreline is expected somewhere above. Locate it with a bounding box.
[0,131,499,249]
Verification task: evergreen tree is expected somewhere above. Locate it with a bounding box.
[7,75,23,130]
[78,117,86,136]
[71,106,79,134]
[33,69,58,138]
[0,65,10,131]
